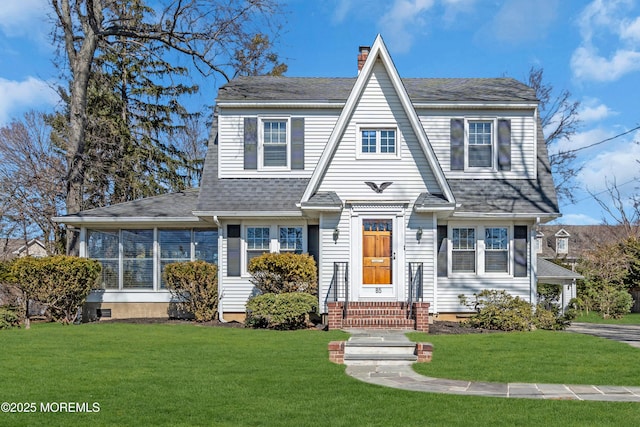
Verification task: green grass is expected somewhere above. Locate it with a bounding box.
[0,323,639,427]
[409,330,640,385]
[574,312,640,324]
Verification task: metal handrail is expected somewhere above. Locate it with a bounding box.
[408,262,423,318]
[329,262,349,318]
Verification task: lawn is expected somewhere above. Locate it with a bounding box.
[0,323,639,427]
[574,312,640,324]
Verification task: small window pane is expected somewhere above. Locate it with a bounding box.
[380,130,395,153]
[362,130,376,153]
[452,228,475,273]
[247,227,270,267]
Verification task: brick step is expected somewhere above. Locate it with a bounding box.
[344,309,411,316]
[342,317,415,329]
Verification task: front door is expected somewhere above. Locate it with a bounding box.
[362,219,392,285]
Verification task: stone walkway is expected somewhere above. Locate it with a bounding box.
[344,327,640,402]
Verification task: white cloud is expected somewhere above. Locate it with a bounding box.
[576,137,640,193]
[0,77,58,125]
[555,213,601,225]
[485,0,559,44]
[549,127,612,156]
[572,0,640,82]
[0,0,50,40]
[620,15,640,42]
[578,99,615,122]
[378,0,436,53]
[571,46,640,82]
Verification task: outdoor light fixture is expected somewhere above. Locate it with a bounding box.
[333,227,340,242]
[416,227,423,241]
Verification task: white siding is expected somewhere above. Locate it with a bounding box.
[217,109,339,178]
[318,211,351,312]
[317,61,441,198]
[404,212,435,310]
[418,110,537,179]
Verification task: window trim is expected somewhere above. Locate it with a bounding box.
[556,237,568,254]
[258,117,291,171]
[356,124,400,159]
[448,224,514,277]
[241,223,308,276]
[465,118,498,171]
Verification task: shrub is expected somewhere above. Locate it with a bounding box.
[597,286,633,319]
[0,305,21,329]
[459,289,572,331]
[245,292,317,330]
[11,256,101,325]
[248,252,317,295]
[164,261,218,322]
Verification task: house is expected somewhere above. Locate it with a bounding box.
[0,238,48,262]
[55,35,564,328]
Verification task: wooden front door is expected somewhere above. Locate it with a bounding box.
[362,219,392,285]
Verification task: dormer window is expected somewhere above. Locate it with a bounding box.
[554,229,570,254]
[468,121,492,168]
[261,119,289,168]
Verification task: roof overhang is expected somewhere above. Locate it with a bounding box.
[450,212,561,220]
[52,216,204,227]
[412,102,538,110]
[193,210,304,218]
[216,101,345,109]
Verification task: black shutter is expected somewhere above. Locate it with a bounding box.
[244,117,257,170]
[514,225,527,277]
[450,119,464,170]
[307,224,319,269]
[437,225,448,277]
[227,225,241,277]
[497,119,511,171]
[291,117,305,170]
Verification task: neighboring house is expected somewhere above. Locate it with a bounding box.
[0,238,48,262]
[55,35,566,328]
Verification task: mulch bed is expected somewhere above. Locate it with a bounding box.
[428,320,500,335]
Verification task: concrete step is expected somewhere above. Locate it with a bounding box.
[343,317,415,329]
[345,341,416,356]
[343,353,418,366]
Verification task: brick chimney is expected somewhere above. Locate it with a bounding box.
[357,46,370,74]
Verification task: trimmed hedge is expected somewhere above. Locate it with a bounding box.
[248,252,317,295]
[245,293,317,330]
[164,261,218,322]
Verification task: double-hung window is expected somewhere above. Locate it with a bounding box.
[468,121,492,168]
[279,226,303,253]
[452,227,476,273]
[360,128,396,155]
[262,119,288,168]
[246,227,270,266]
[485,227,508,273]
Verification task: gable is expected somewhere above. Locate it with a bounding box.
[316,60,442,200]
[301,34,454,205]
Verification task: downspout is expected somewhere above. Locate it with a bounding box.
[213,216,227,323]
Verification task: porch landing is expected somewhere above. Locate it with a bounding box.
[327,301,429,332]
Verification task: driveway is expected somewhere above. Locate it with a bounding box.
[567,323,640,348]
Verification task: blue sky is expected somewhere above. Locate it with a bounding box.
[0,0,639,225]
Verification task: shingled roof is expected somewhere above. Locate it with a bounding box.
[216,76,538,103]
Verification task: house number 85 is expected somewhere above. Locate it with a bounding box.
[375,287,382,293]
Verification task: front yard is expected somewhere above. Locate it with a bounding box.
[1,323,639,426]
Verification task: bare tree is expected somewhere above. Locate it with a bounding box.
[0,111,66,253]
[51,0,284,252]
[589,177,640,238]
[528,67,581,202]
